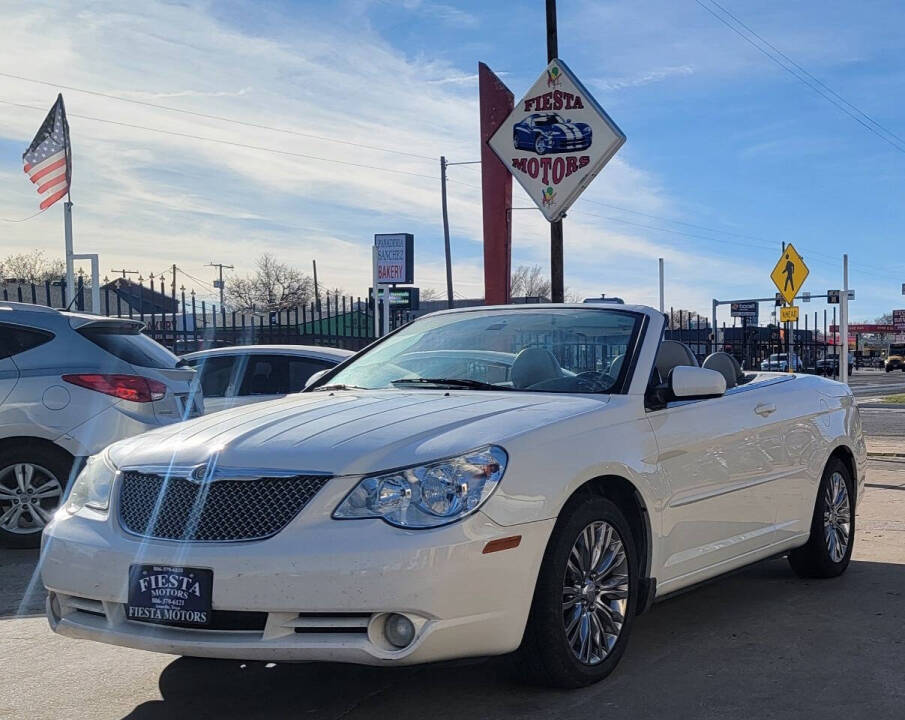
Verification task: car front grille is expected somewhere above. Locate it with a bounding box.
[117,470,331,542]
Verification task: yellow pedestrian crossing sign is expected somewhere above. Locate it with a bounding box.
[771,243,809,305]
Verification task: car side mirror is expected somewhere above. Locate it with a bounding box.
[304,368,329,390]
[646,366,726,410]
[670,366,726,399]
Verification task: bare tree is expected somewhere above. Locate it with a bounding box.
[419,287,442,301]
[668,308,709,329]
[0,250,65,283]
[224,254,313,311]
[510,265,551,300]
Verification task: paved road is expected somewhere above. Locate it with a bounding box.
[848,369,905,398]
[2,460,903,720]
[845,371,905,440]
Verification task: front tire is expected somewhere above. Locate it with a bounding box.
[788,457,854,578]
[519,496,638,688]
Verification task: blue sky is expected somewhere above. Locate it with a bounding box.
[1,0,903,323]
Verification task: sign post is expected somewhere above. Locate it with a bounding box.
[770,243,809,374]
[841,254,849,384]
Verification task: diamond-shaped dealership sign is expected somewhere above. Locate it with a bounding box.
[488,58,626,222]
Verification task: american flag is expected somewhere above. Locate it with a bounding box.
[22,94,71,211]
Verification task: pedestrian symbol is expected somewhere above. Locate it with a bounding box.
[770,243,809,306]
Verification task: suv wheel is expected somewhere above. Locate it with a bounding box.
[0,443,72,548]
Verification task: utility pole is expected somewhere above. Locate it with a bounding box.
[440,155,454,309]
[111,268,139,279]
[312,259,321,314]
[207,262,233,308]
[546,0,564,303]
[171,264,177,301]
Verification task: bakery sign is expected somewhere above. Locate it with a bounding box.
[488,59,626,222]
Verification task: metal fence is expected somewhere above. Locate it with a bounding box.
[664,306,841,375]
[1,277,412,354]
[3,279,845,372]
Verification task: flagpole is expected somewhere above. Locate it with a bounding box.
[64,200,74,307]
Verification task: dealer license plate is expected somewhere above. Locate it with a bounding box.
[127,565,213,627]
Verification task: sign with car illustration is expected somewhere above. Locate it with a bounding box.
[488,58,626,222]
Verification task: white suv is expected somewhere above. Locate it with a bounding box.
[0,302,201,546]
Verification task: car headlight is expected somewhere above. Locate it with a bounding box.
[66,451,118,514]
[333,446,507,528]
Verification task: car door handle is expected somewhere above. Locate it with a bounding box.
[754,403,776,417]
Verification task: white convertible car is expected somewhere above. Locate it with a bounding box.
[41,304,865,688]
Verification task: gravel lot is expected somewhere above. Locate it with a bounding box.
[2,459,903,720]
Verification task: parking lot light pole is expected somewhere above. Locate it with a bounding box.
[659,258,665,314]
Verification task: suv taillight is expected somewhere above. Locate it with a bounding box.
[62,374,167,403]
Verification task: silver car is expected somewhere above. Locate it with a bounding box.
[182,345,353,413]
[0,302,201,546]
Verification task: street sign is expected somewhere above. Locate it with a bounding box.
[801,291,811,302]
[780,306,799,323]
[847,289,855,300]
[902,283,905,296]
[212,279,223,289]
[487,59,626,222]
[830,324,896,334]
[730,301,758,319]
[828,289,840,304]
[374,233,414,285]
[893,309,905,331]
[369,286,420,310]
[771,243,809,305]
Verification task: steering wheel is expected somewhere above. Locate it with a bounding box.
[575,370,616,392]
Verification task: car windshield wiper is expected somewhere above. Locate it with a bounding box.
[390,377,510,391]
[311,383,367,392]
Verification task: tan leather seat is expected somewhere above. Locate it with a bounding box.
[702,352,744,389]
[654,340,698,382]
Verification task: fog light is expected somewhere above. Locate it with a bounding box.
[49,592,62,622]
[384,613,415,648]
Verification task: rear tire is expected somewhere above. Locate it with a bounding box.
[788,457,854,578]
[518,496,638,688]
[0,442,73,548]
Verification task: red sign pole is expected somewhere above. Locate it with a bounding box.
[478,62,513,305]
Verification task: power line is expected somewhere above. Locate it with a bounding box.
[0,71,437,162]
[694,0,905,154]
[703,0,905,150]
[0,99,446,183]
[0,209,44,223]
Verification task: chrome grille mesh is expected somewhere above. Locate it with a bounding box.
[118,470,330,542]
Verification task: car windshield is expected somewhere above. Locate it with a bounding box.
[535,114,565,126]
[323,307,642,393]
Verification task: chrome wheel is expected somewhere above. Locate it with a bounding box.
[0,463,62,534]
[562,521,629,665]
[823,472,851,563]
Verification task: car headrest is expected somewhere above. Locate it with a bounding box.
[655,340,699,380]
[511,347,563,389]
[702,352,743,389]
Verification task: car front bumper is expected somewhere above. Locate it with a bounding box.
[40,495,555,665]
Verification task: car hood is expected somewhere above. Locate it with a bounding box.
[107,389,608,476]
